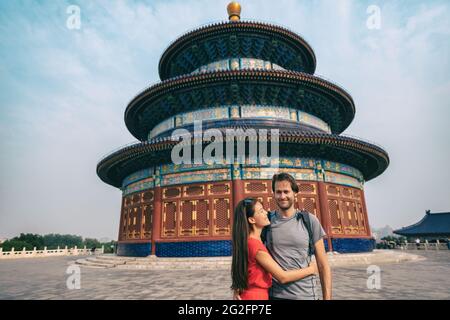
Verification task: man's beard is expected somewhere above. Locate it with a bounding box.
[277,198,294,210]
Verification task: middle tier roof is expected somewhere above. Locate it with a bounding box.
[125,69,356,141]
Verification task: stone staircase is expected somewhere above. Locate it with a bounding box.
[75,255,138,269]
[75,255,232,270]
[74,250,425,270]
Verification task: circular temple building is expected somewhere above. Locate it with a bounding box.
[97,3,389,257]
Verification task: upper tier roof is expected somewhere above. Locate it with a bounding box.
[158,20,316,80]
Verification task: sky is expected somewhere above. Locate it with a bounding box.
[0,0,449,240]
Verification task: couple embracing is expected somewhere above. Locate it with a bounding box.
[231,173,332,300]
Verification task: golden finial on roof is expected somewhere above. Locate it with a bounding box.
[227,2,241,21]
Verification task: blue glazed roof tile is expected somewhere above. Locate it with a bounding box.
[394,212,450,236]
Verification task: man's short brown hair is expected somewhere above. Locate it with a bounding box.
[272,173,299,193]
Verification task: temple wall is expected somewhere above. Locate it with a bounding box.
[117,158,373,256]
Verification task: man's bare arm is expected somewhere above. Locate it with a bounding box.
[314,239,332,300]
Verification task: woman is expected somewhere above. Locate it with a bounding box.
[231,198,318,300]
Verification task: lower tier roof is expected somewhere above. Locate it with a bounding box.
[97,129,389,188]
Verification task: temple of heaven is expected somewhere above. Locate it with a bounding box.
[97,2,389,257]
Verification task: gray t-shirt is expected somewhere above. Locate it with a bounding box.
[266,211,326,300]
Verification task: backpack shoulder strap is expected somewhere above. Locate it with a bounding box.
[261,211,276,245]
[268,211,276,220]
[296,210,315,256]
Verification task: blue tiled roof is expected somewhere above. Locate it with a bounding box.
[394,212,450,236]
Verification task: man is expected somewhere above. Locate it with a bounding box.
[415,238,421,249]
[266,173,332,300]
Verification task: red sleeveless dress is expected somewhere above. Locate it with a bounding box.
[240,238,273,300]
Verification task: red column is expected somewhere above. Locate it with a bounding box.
[151,186,162,255]
[232,179,245,209]
[318,182,333,252]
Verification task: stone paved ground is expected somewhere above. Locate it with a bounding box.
[0,250,448,300]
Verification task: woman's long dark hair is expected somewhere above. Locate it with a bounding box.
[231,198,258,292]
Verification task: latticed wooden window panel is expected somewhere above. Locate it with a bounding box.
[162,201,177,237]
[179,200,195,236]
[298,183,316,194]
[350,202,361,228]
[208,183,230,195]
[160,183,232,239]
[132,207,142,239]
[143,204,153,239]
[345,202,353,224]
[324,183,369,236]
[126,209,135,239]
[349,202,358,229]
[213,198,231,235]
[354,204,361,226]
[120,215,126,240]
[196,199,210,236]
[122,209,128,226]
[244,182,268,193]
[326,185,339,196]
[163,187,181,199]
[178,199,212,237]
[267,197,277,211]
[300,197,319,219]
[339,200,349,228]
[341,201,357,235]
[124,196,132,207]
[328,199,343,234]
[184,185,205,197]
[356,202,367,234]
[120,208,130,240]
[250,196,276,213]
[121,227,126,240]
[351,202,362,234]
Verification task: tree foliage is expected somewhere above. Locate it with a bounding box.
[0,233,112,251]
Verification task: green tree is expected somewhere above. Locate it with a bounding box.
[0,233,113,252]
[15,233,44,248]
[83,238,101,249]
[1,239,33,251]
[381,235,407,245]
[43,234,83,249]
[100,241,116,253]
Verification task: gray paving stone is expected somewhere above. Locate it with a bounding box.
[0,251,448,300]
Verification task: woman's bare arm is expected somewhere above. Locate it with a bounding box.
[256,250,317,284]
